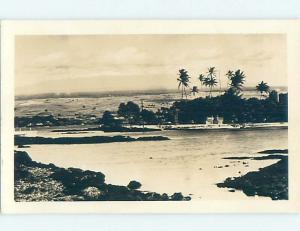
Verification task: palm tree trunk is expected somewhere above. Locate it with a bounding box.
[182,86,184,99]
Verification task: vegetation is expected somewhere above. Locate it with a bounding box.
[117,101,140,124]
[170,93,287,124]
[177,69,190,99]
[227,69,246,96]
[14,66,287,129]
[203,67,218,97]
[101,111,122,128]
[256,81,270,98]
[191,86,199,96]
[198,74,205,89]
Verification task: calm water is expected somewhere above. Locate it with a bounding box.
[18,128,288,200]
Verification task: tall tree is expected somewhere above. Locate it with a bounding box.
[191,86,199,96]
[256,81,270,99]
[227,69,246,96]
[203,67,218,97]
[177,69,190,99]
[226,70,234,81]
[198,74,205,89]
[117,101,140,124]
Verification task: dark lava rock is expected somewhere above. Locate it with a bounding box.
[217,157,288,200]
[258,149,288,154]
[15,150,32,166]
[127,180,142,190]
[14,150,190,201]
[171,192,184,200]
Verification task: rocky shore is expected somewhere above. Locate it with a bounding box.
[217,150,288,200]
[15,135,169,146]
[14,151,191,201]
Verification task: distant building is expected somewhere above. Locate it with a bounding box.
[206,116,223,125]
[279,93,288,105]
[269,90,279,103]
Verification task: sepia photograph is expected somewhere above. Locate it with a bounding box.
[1,20,300,213]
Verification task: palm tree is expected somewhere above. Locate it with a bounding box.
[198,74,205,89]
[177,69,190,99]
[256,81,270,99]
[203,67,218,97]
[191,86,199,96]
[226,70,234,86]
[228,69,246,95]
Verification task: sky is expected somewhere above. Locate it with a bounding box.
[15,34,287,95]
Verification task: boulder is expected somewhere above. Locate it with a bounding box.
[15,151,32,166]
[127,180,142,190]
[171,192,184,200]
[82,186,103,200]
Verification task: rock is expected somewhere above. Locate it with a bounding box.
[17,145,31,148]
[145,192,163,200]
[47,163,56,169]
[106,184,130,195]
[217,157,288,200]
[68,167,83,174]
[15,151,32,166]
[171,192,184,200]
[82,186,102,200]
[161,193,169,200]
[14,150,191,201]
[127,180,142,190]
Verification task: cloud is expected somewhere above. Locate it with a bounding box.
[15,34,287,95]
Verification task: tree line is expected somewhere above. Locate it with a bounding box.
[177,67,271,99]
[99,67,286,127]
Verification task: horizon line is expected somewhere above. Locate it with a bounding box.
[15,86,288,98]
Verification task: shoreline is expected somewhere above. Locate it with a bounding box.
[217,151,288,200]
[15,135,170,146]
[15,122,288,134]
[14,150,191,201]
[14,148,289,201]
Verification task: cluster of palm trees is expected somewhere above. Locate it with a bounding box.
[177,67,219,99]
[177,67,271,99]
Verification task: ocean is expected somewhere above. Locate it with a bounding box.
[16,127,288,200]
